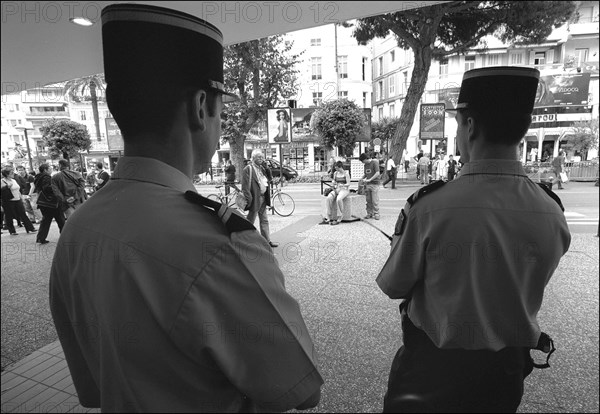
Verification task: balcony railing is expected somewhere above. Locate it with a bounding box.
[25,110,70,117]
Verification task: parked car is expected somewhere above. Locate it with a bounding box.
[264,158,298,181]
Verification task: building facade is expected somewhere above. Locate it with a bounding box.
[371,1,599,162]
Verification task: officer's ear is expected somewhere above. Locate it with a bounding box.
[466,115,479,143]
[189,89,208,132]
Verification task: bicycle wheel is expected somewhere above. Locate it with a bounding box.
[272,192,295,217]
[206,194,221,203]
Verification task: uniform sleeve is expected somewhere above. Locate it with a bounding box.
[49,264,101,408]
[376,207,424,299]
[169,230,323,412]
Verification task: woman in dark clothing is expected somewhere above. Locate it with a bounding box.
[1,166,36,235]
[32,163,65,244]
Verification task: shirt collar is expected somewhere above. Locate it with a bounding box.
[112,156,196,193]
[460,159,527,177]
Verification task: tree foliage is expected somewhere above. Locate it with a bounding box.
[371,117,401,153]
[63,74,106,141]
[40,118,91,160]
[313,99,366,157]
[222,36,301,173]
[353,1,576,163]
[564,119,599,160]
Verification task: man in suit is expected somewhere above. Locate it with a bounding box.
[242,149,279,248]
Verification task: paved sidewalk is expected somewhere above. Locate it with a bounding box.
[1,206,599,412]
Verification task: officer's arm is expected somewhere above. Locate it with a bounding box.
[376,209,423,299]
[295,388,321,410]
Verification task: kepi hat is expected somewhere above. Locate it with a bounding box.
[447,66,539,114]
[101,4,238,102]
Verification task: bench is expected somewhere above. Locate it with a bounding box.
[320,193,366,222]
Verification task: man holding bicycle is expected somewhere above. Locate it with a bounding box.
[242,150,279,248]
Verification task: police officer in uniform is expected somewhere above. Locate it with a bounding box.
[49,5,322,412]
[376,67,571,413]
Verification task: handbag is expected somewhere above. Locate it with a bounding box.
[559,172,568,183]
[36,191,59,209]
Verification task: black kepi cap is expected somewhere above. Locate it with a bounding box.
[101,3,238,102]
[447,66,539,114]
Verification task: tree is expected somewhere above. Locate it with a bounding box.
[40,118,92,160]
[313,99,366,157]
[63,74,106,141]
[372,117,401,154]
[222,36,301,174]
[564,119,599,160]
[353,1,576,163]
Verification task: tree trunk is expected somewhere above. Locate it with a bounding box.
[389,8,441,165]
[230,136,246,182]
[90,81,102,141]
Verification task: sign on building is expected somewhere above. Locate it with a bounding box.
[105,118,124,151]
[419,103,445,140]
[535,73,591,107]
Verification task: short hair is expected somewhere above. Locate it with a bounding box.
[1,166,13,177]
[106,82,218,139]
[359,153,368,162]
[16,165,25,170]
[96,162,104,169]
[335,161,344,169]
[39,163,49,173]
[58,159,70,169]
[457,109,531,146]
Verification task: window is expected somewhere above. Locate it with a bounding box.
[534,52,545,66]
[311,57,322,80]
[363,92,368,108]
[379,57,384,76]
[510,52,523,65]
[378,106,384,120]
[310,38,321,46]
[487,54,499,66]
[403,71,408,94]
[80,111,87,121]
[390,50,395,63]
[464,56,475,71]
[575,48,589,66]
[439,59,448,78]
[10,119,17,127]
[11,135,21,143]
[389,103,395,118]
[389,75,396,96]
[338,91,348,99]
[378,81,383,101]
[577,6,594,23]
[338,55,348,78]
[362,57,368,81]
[312,92,323,107]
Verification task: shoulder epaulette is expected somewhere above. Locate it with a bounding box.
[536,183,565,212]
[406,180,446,206]
[184,191,256,233]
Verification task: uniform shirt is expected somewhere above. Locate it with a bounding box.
[363,160,380,184]
[50,156,322,412]
[377,159,571,351]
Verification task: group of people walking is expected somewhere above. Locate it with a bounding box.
[1,160,109,243]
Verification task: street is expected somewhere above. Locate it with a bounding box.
[197,180,600,234]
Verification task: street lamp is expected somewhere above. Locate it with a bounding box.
[15,123,35,173]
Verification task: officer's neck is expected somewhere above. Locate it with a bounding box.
[467,139,519,162]
[124,130,194,178]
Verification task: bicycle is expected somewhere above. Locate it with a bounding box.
[268,178,295,217]
[206,182,241,208]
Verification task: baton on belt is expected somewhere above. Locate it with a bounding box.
[351,215,393,242]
